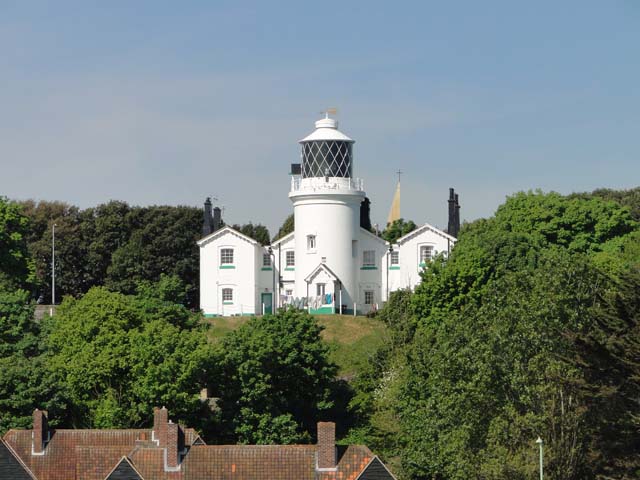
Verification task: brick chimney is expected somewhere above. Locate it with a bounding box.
[166,421,184,470]
[317,421,336,470]
[32,409,48,455]
[153,406,168,447]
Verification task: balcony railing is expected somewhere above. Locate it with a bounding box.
[290,176,364,193]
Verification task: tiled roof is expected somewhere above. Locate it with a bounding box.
[3,429,149,480]
[3,425,393,480]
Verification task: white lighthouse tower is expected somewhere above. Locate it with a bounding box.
[289,114,365,310]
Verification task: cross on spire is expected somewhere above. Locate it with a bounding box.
[396,169,402,184]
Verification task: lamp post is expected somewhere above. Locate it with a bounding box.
[51,223,56,316]
[386,244,393,302]
[268,246,276,312]
[536,437,544,480]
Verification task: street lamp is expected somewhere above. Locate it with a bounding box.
[536,437,544,480]
[386,244,394,302]
[51,223,57,316]
[268,246,276,312]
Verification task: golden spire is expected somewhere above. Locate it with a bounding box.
[386,170,402,225]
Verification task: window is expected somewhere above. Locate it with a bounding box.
[307,235,316,250]
[222,288,233,302]
[420,245,433,263]
[220,248,234,265]
[316,283,325,297]
[285,289,293,296]
[390,251,399,265]
[263,253,271,267]
[364,290,374,305]
[286,250,295,267]
[363,250,375,267]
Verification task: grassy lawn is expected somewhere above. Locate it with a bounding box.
[202,313,389,377]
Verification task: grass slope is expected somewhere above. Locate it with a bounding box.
[204,313,388,376]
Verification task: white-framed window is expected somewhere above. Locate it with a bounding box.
[363,250,375,267]
[220,248,234,265]
[286,250,295,267]
[364,290,374,305]
[263,253,271,267]
[222,288,233,302]
[316,283,325,297]
[390,250,399,265]
[420,245,434,263]
[307,235,316,250]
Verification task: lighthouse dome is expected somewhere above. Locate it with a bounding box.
[298,116,354,178]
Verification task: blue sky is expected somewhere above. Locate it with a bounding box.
[1,1,639,234]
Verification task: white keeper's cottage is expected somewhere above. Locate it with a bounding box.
[198,115,459,317]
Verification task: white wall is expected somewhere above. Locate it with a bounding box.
[387,224,456,294]
[198,229,259,316]
[290,185,364,307]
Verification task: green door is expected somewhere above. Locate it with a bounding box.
[261,293,273,315]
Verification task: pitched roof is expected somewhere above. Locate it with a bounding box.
[269,231,295,247]
[395,222,456,245]
[0,439,35,480]
[3,423,391,480]
[196,226,260,248]
[304,262,341,284]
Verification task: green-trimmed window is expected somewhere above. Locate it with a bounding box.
[220,248,234,265]
[222,288,233,302]
[286,250,295,267]
[263,253,271,267]
[390,250,399,265]
[363,250,375,268]
[419,245,433,264]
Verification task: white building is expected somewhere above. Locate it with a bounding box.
[197,116,458,317]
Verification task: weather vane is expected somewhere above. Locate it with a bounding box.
[319,107,338,118]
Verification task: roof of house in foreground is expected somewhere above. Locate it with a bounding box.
[2,409,396,480]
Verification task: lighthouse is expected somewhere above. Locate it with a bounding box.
[288,115,365,309]
[197,114,458,317]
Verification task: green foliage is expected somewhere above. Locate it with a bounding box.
[231,222,271,245]
[0,287,65,434]
[273,213,294,241]
[43,286,216,429]
[570,186,640,222]
[217,308,337,444]
[0,197,33,289]
[381,218,417,244]
[106,205,202,306]
[493,190,636,253]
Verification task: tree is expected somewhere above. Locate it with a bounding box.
[381,218,417,244]
[232,222,271,246]
[0,197,33,289]
[273,214,294,241]
[106,206,202,307]
[216,308,337,443]
[42,285,216,430]
[0,287,66,434]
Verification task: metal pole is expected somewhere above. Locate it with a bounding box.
[51,223,56,306]
[536,437,544,480]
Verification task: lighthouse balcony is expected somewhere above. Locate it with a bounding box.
[290,175,364,194]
